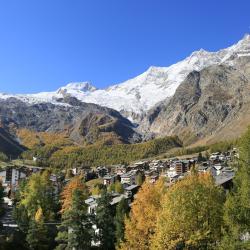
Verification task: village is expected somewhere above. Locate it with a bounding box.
[0,147,238,230]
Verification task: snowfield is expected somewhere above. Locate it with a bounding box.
[1,34,249,118]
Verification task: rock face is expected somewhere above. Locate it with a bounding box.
[0,127,25,156]
[0,97,141,145]
[141,54,250,144]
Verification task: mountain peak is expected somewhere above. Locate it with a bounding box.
[57,82,97,94]
[190,48,209,58]
[242,33,250,40]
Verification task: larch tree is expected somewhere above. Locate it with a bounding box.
[119,178,166,250]
[151,172,224,250]
[19,171,57,220]
[13,171,59,249]
[60,175,88,213]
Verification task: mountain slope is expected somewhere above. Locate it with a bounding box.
[141,52,250,145]
[0,127,26,156]
[1,35,249,121]
[0,96,141,145]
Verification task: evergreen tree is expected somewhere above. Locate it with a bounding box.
[26,207,52,250]
[197,152,204,162]
[56,189,93,250]
[220,127,250,249]
[0,181,4,216]
[115,181,124,194]
[136,172,144,186]
[96,190,115,250]
[115,198,130,247]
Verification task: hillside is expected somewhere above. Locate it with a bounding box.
[0,127,26,157]
[26,136,182,168]
[0,96,141,146]
[141,47,250,145]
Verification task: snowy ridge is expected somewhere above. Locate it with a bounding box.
[0,34,250,118]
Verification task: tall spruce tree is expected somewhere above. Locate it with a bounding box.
[26,207,52,250]
[115,198,130,247]
[0,180,4,216]
[56,189,93,250]
[96,190,115,250]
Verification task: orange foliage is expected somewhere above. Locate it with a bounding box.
[17,128,73,149]
[60,175,89,213]
[119,178,166,250]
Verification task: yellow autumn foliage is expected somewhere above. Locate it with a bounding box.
[151,172,224,250]
[119,178,166,250]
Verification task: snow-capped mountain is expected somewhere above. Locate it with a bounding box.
[1,34,249,119]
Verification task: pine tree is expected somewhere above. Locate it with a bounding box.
[96,190,115,250]
[0,180,4,216]
[56,189,93,250]
[197,152,204,162]
[115,198,130,247]
[115,181,124,194]
[26,207,52,250]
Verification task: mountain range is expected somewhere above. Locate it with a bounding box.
[1,34,250,149]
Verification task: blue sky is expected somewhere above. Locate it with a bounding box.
[0,0,249,93]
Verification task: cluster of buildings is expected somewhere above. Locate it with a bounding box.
[0,164,44,193]
[0,148,238,232]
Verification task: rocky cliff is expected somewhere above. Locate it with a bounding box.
[141,54,250,145]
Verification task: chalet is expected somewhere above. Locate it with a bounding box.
[120,170,137,185]
[103,174,117,186]
[172,161,190,175]
[0,166,27,191]
[85,193,131,215]
[214,171,235,190]
[124,184,139,199]
[166,166,177,178]
[113,165,127,176]
[85,196,100,214]
[133,161,149,170]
